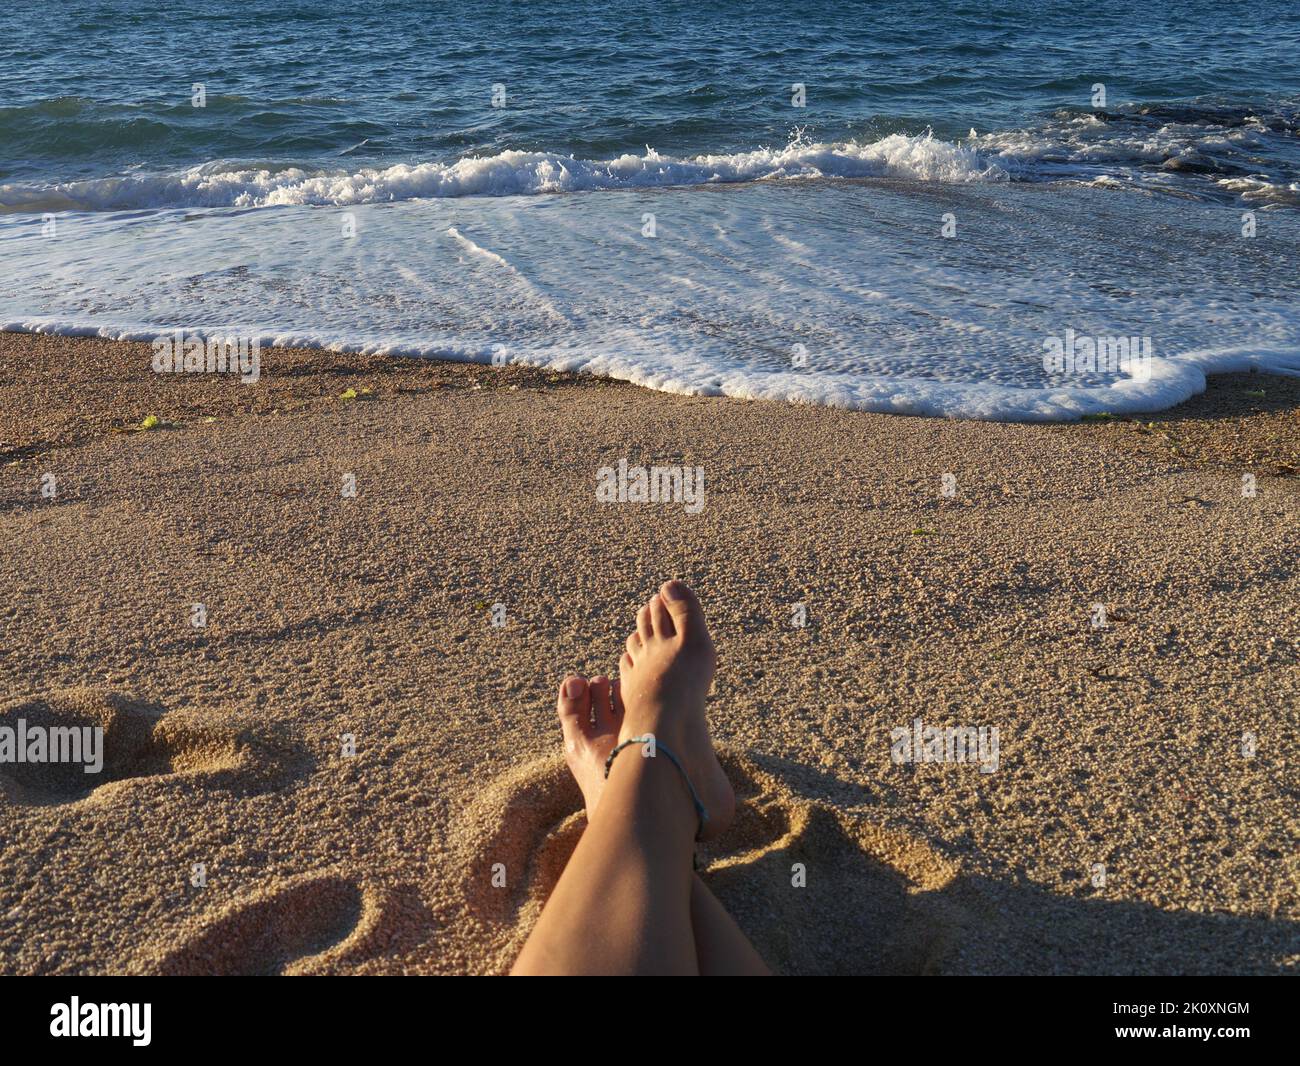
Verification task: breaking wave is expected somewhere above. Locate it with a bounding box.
[0,133,1008,212]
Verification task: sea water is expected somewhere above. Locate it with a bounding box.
[2,0,1298,419]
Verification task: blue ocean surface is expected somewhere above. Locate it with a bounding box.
[2,0,1299,418]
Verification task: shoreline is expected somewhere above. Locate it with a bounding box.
[4,330,1300,470]
[1,330,1297,975]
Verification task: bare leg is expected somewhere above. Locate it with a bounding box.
[512,581,765,976]
[511,728,699,974]
[691,876,771,976]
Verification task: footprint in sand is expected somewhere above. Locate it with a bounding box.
[458,755,587,928]
[134,872,402,976]
[458,749,968,975]
[0,687,300,806]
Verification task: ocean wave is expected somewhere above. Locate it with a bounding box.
[0,133,1007,212]
[4,92,1299,214]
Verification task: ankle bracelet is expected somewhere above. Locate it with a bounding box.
[604,734,709,841]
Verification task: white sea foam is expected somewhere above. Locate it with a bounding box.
[6,312,1296,422]
[3,174,1297,422]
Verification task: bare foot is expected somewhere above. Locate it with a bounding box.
[556,673,623,817]
[616,580,734,841]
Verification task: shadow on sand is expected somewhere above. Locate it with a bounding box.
[721,752,1298,976]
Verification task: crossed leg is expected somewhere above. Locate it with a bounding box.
[511,581,769,976]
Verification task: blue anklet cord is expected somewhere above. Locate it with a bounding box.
[604,734,709,841]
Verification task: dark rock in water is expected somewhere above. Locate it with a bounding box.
[1161,152,1220,174]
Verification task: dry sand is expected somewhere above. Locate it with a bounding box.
[0,332,1297,975]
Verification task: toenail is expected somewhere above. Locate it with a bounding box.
[564,677,586,698]
[662,580,685,601]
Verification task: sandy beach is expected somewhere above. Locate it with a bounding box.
[0,331,1297,975]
